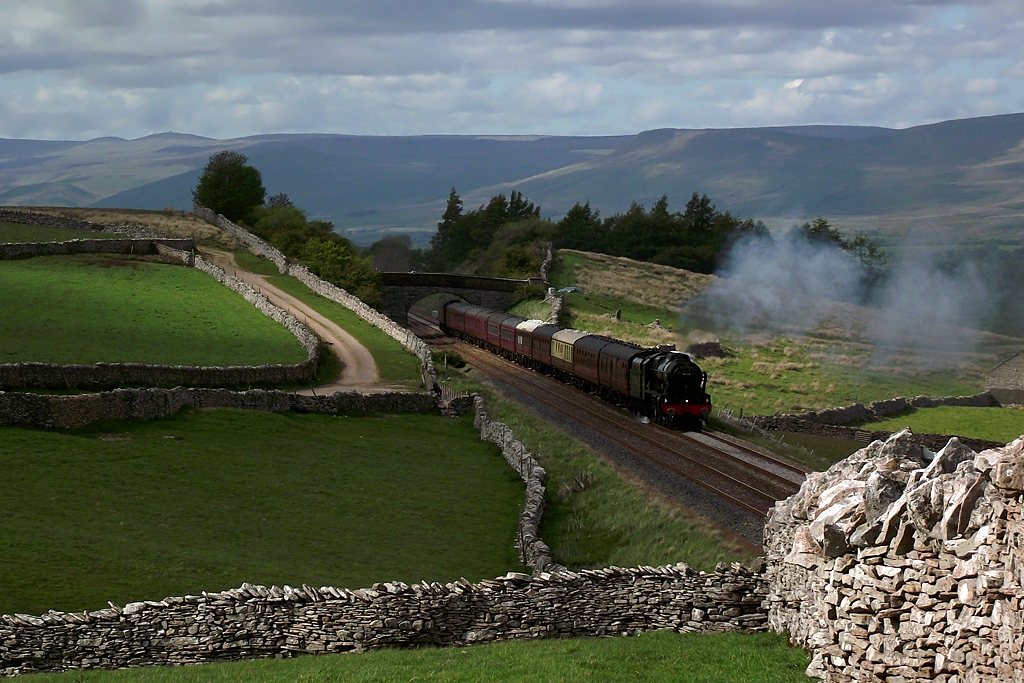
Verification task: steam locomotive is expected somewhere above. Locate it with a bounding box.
[437,300,712,430]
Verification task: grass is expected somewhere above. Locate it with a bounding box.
[267,275,423,386]
[548,247,1015,418]
[552,249,714,312]
[0,222,120,243]
[20,630,812,682]
[0,254,307,367]
[232,249,281,276]
[862,405,1024,444]
[0,409,523,616]
[438,371,756,571]
[509,298,553,321]
[700,337,988,416]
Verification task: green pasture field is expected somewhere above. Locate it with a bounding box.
[267,275,422,386]
[863,405,1024,444]
[0,221,119,244]
[439,372,755,571]
[0,409,523,616]
[22,630,811,683]
[0,254,307,367]
[548,250,587,290]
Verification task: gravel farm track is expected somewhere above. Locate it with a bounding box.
[408,311,807,549]
[203,249,390,394]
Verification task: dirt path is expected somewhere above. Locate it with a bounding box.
[202,249,393,395]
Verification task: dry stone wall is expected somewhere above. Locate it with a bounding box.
[0,208,105,233]
[0,562,768,677]
[1,238,195,260]
[987,352,1024,405]
[0,387,437,430]
[472,394,557,573]
[765,430,1024,682]
[752,416,1004,454]
[758,393,1000,428]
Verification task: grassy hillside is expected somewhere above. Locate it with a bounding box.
[0,254,307,366]
[0,409,523,615]
[31,206,242,249]
[20,630,811,683]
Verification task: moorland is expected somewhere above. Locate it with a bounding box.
[4,113,1024,250]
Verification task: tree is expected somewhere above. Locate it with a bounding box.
[267,192,293,208]
[192,150,266,224]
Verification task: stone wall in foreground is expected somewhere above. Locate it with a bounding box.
[1,562,767,677]
[765,430,1024,682]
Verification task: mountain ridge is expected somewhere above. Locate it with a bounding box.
[2,114,1022,246]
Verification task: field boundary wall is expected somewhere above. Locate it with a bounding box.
[192,206,437,385]
[756,393,999,428]
[0,387,438,430]
[0,208,106,233]
[751,415,1005,453]
[0,562,767,677]
[1,238,195,260]
[0,223,321,391]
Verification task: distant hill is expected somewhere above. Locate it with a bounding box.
[2,115,1023,247]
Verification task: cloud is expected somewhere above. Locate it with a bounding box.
[0,0,1022,139]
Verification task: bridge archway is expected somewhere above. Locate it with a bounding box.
[379,272,541,328]
[406,292,468,335]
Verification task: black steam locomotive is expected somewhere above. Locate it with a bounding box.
[438,300,711,430]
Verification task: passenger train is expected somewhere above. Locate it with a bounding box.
[437,300,712,430]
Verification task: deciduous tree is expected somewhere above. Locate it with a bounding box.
[192,151,266,224]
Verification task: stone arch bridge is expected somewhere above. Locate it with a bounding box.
[379,272,544,328]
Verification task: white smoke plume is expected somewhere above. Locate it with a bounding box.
[688,230,995,364]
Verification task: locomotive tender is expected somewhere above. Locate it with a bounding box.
[438,300,712,430]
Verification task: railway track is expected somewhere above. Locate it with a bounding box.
[410,312,804,518]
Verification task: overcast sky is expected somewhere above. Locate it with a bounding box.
[2,0,1023,140]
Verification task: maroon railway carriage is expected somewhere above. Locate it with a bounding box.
[498,314,526,356]
[596,339,644,398]
[572,335,615,388]
[529,323,561,370]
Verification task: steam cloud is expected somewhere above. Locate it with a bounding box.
[689,231,994,363]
